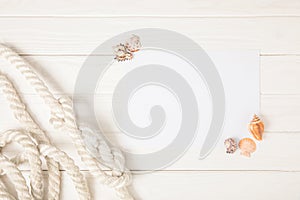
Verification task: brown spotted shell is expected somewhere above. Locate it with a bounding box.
[113,44,133,62]
[239,138,256,157]
[224,138,237,154]
[125,34,141,52]
[248,114,264,141]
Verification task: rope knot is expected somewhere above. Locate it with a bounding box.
[79,125,126,170]
[112,170,132,189]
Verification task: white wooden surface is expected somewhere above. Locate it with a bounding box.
[0,1,300,199]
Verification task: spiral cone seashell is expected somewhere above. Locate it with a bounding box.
[239,138,256,157]
[248,114,264,141]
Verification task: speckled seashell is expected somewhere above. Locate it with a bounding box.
[224,138,237,154]
[239,138,256,157]
[125,34,141,52]
[248,114,264,141]
[113,44,133,62]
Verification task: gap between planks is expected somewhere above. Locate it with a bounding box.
[0,15,300,18]
[17,169,300,172]
[9,54,300,56]
[1,0,300,17]
[0,17,299,55]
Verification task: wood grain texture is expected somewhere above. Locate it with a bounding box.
[0,17,299,55]
[2,132,300,171]
[0,0,300,16]
[86,95,300,132]
[261,56,300,94]
[1,55,300,95]
[261,95,300,131]
[11,171,300,200]
[0,94,298,132]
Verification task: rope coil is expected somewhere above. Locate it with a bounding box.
[0,44,134,200]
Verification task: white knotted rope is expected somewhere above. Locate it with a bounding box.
[0,44,134,200]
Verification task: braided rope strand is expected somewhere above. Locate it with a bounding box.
[39,144,91,200]
[0,154,32,200]
[0,130,43,200]
[0,45,65,127]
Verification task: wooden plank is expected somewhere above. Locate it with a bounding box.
[0,0,300,17]
[261,95,300,132]
[4,171,300,200]
[0,94,299,132]
[0,17,299,54]
[1,55,300,95]
[92,95,300,132]
[2,132,300,171]
[261,56,300,94]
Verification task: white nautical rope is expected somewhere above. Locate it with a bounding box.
[0,175,17,200]
[0,44,134,200]
[0,74,91,200]
[57,97,133,195]
[0,154,32,200]
[0,130,43,200]
[0,73,61,200]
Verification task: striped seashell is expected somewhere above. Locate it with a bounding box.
[248,114,264,141]
[239,138,256,157]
